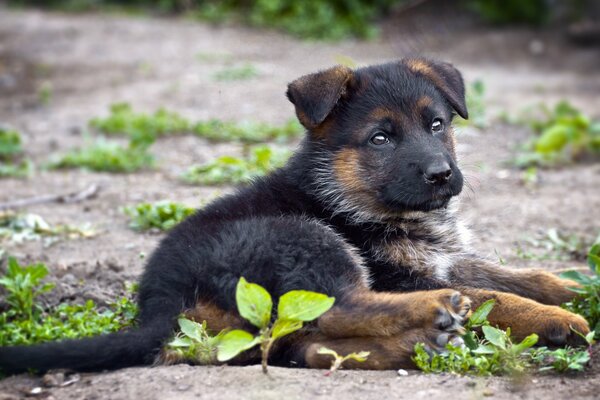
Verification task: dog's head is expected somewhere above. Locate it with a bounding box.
[287,58,467,222]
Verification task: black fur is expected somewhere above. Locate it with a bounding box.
[0,59,467,373]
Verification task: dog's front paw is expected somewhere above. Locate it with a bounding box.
[513,306,590,346]
[426,290,472,335]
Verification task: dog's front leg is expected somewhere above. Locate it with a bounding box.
[448,257,579,306]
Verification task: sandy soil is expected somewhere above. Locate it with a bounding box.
[0,3,599,399]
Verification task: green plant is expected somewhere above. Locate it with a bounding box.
[50,137,155,173]
[217,277,334,373]
[38,81,53,105]
[90,103,190,139]
[530,346,591,372]
[512,101,600,168]
[165,319,225,364]
[0,212,96,245]
[213,64,258,81]
[0,128,23,159]
[414,297,596,375]
[92,103,302,143]
[0,258,138,347]
[560,237,600,337]
[515,229,589,262]
[0,257,54,320]
[467,0,550,25]
[317,347,370,375]
[0,128,32,178]
[455,80,487,129]
[196,0,401,40]
[124,201,196,231]
[193,118,302,142]
[181,146,291,185]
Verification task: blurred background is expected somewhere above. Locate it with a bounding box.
[0,0,600,390]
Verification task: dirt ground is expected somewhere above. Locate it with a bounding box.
[0,2,599,399]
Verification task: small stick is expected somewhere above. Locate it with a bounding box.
[0,184,100,211]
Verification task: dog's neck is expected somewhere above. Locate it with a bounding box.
[282,139,473,282]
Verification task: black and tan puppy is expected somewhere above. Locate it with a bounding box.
[0,59,589,373]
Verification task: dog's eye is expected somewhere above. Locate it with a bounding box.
[370,133,390,146]
[431,119,444,133]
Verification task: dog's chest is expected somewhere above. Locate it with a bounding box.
[368,217,471,282]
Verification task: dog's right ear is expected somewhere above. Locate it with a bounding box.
[286,66,353,130]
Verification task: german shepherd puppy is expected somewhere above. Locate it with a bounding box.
[0,59,589,373]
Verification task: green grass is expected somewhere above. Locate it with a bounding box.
[455,80,487,129]
[515,229,590,262]
[91,103,302,143]
[511,101,600,168]
[124,201,196,231]
[413,299,594,375]
[181,146,291,185]
[561,237,600,338]
[192,119,301,142]
[90,103,190,139]
[212,64,258,81]
[0,127,32,178]
[50,138,155,173]
[0,257,137,347]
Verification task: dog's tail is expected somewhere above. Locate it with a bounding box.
[0,308,175,374]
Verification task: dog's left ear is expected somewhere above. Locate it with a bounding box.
[286,65,353,130]
[403,58,468,119]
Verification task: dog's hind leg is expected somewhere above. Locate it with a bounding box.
[458,288,589,346]
[318,289,471,338]
[302,328,461,370]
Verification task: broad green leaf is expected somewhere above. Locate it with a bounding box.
[482,326,506,350]
[178,318,203,342]
[512,334,538,354]
[560,270,592,285]
[236,277,272,328]
[468,299,495,327]
[462,331,479,350]
[217,329,260,362]
[588,243,600,272]
[535,124,570,154]
[168,336,193,347]
[277,290,335,322]
[471,344,495,355]
[271,319,303,339]
[585,331,596,345]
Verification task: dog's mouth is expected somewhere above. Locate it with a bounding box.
[378,185,459,213]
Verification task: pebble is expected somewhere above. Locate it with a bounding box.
[397,369,409,376]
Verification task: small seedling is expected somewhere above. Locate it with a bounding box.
[560,237,600,337]
[0,258,137,346]
[50,137,155,173]
[515,228,589,262]
[217,277,335,373]
[90,103,190,139]
[181,146,291,185]
[37,81,53,105]
[212,64,259,81]
[91,103,302,143]
[455,80,487,129]
[166,319,225,364]
[124,201,195,231]
[414,300,539,376]
[317,347,370,375]
[0,212,96,246]
[511,101,600,168]
[0,127,33,178]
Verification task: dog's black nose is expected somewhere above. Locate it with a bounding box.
[424,161,452,185]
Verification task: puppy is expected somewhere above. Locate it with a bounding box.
[0,59,588,373]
